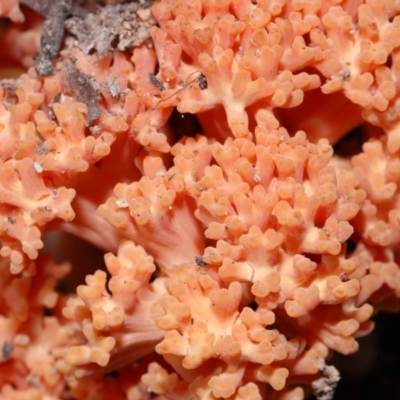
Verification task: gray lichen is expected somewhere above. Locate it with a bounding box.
[64,0,156,58]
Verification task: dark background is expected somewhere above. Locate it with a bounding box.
[310,311,400,400]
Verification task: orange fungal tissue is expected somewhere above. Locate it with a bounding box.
[0,0,400,399]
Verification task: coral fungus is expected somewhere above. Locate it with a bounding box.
[1,0,400,399]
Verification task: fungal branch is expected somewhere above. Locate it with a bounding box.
[0,0,400,399]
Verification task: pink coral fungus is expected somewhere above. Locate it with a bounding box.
[1,0,400,399]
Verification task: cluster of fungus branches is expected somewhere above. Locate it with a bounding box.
[0,0,400,399]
